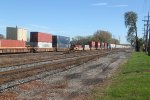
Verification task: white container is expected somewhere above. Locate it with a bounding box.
[110,44,116,48]
[30,42,52,48]
[84,45,90,50]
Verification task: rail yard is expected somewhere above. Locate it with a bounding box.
[0,48,132,99]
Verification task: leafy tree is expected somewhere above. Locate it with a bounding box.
[126,33,135,46]
[71,36,91,47]
[93,30,112,43]
[138,38,145,51]
[71,30,119,47]
[111,38,119,44]
[124,11,139,51]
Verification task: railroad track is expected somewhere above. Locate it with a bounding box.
[0,50,104,68]
[0,49,123,92]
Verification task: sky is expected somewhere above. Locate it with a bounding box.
[0,0,150,43]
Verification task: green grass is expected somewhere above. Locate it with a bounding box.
[91,52,150,100]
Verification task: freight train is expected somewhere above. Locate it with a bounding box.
[0,32,131,54]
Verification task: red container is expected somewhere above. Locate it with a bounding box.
[89,41,95,48]
[75,45,82,48]
[30,32,52,42]
[96,42,101,48]
[104,43,107,49]
[0,40,25,47]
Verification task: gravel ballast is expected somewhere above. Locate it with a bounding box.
[0,51,131,100]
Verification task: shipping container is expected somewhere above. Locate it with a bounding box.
[110,44,116,48]
[107,43,111,49]
[89,41,95,48]
[104,43,108,49]
[52,35,70,49]
[74,45,83,50]
[30,42,52,48]
[30,32,52,42]
[75,45,82,48]
[101,42,104,48]
[84,45,90,50]
[95,42,101,49]
[0,39,25,48]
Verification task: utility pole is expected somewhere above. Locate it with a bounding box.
[143,12,150,54]
[148,24,150,56]
[142,26,146,52]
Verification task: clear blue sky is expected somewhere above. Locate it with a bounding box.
[0,0,150,43]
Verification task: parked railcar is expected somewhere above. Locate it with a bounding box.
[73,45,83,51]
[95,42,101,50]
[52,35,70,51]
[89,41,96,50]
[0,39,29,53]
[30,32,53,52]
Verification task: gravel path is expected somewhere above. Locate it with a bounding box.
[0,51,131,100]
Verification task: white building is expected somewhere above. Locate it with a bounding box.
[6,26,27,41]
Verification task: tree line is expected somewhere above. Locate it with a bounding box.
[71,30,119,46]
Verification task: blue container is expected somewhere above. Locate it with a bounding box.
[52,35,70,48]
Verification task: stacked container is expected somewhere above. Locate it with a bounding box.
[89,41,96,50]
[30,32,52,48]
[104,43,108,49]
[95,42,101,49]
[101,42,104,49]
[52,35,70,50]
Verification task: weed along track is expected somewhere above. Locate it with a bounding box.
[0,49,130,99]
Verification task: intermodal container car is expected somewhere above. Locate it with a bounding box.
[89,41,95,48]
[52,35,70,49]
[0,39,25,47]
[30,42,52,48]
[95,42,101,49]
[30,32,52,42]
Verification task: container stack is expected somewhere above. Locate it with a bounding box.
[101,42,104,49]
[52,35,70,50]
[30,32,52,48]
[95,42,101,49]
[89,41,96,50]
[104,43,108,49]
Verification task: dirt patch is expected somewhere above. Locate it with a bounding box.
[143,69,150,72]
[50,81,68,89]
[18,80,46,91]
[0,91,17,100]
[82,78,103,86]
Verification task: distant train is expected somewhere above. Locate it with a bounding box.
[72,41,131,51]
[0,32,131,54]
